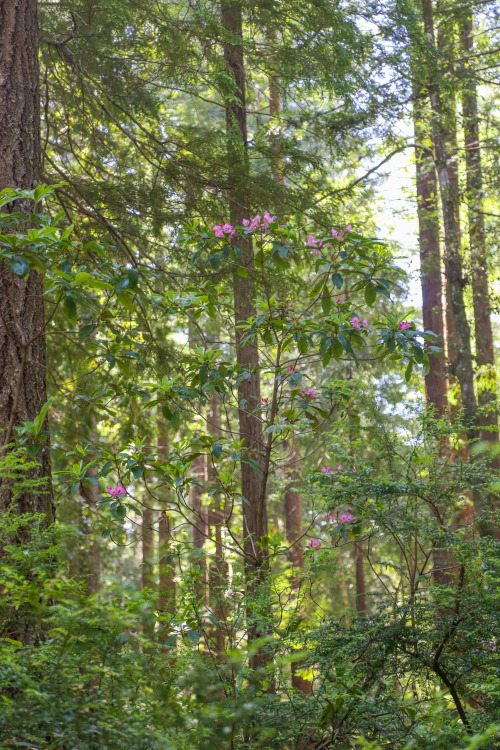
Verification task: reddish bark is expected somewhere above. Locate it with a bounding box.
[157,418,175,617]
[0,0,53,520]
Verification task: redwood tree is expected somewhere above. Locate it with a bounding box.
[0,0,53,520]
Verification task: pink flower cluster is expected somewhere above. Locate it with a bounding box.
[331,224,352,242]
[300,387,317,399]
[242,210,276,232]
[107,483,126,497]
[306,223,351,255]
[289,365,296,373]
[398,319,411,331]
[213,222,236,238]
[329,512,355,531]
[321,464,342,475]
[308,538,321,549]
[352,317,369,331]
[261,397,269,405]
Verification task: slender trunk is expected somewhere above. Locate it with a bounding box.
[461,12,497,438]
[142,499,155,592]
[207,390,227,654]
[284,439,311,695]
[157,418,175,619]
[0,0,53,521]
[221,4,270,671]
[413,88,447,414]
[354,541,367,616]
[420,0,477,434]
[80,464,101,593]
[221,2,266,567]
[268,31,285,188]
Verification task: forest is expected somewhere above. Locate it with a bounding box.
[0,0,500,747]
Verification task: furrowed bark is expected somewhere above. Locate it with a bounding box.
[461,13,498,437]
[420,0,477,433]
[158,418,175,619]
[284,439,311,695]
[413,87,447,415]
[222,2,269,670]
[0,0,53,521]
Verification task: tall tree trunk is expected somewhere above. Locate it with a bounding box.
[221,3,270,670]
[222,2,266,565]
[413,88,447,415]
[0,0,53,521]
[191,451,208,603]
[284,439,311,695]
[420,0,477,434]
[460,9,499,537]
[80,464,101,593]
[353,540,367,616]
[157,418,175,619]
[461,11,498,443]
[207,390,227,654]
[142,498,155,593]
[268,31,285,188]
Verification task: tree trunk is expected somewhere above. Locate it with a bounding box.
[461,11,497,441]
[0,0,53,521]
[222,4,271,673]
[157,418,175,619]
[207,390,227,654]
[354,541,367,616]
[80,465,101,593]
[413,88,446,415]
[420,0,477,433]
[268,31,285,188]
[284,439,311,695]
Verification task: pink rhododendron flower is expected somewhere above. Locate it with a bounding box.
[352,316,361,330]
[362,318,369,328]
[307,234,319,248]
[308,538,321,549]
[339,512,355,523]
[345,224,352,233]
[322,464,342,476]
[331,228,338,238]
[107,483,126,497]
[301,387,317,399]
[263,210,276,224]
[242,218,250,226]
[222,223,235,236]
[249,214,261,231]
[261,397,268,405]
[213,225,224,238]
[289,365,295,373]
[398,319,411,330]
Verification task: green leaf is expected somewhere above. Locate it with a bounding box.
[186,629,200,643]
[364,282,376,306]
[132,465,144,478]
[331,272,343,289]
[404,360,413,382]
[237,266,248,277]
[321,294,331,314]
[64,294,77,323]
[115,276,130,293]
[78,324,94,340]
[8,256,30,277]
[162,404,173,420]
[170,408,181,431]
[212,442,223,459]
[208,253,221,270]
[331,338,343,361]
[126,267,139,289]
